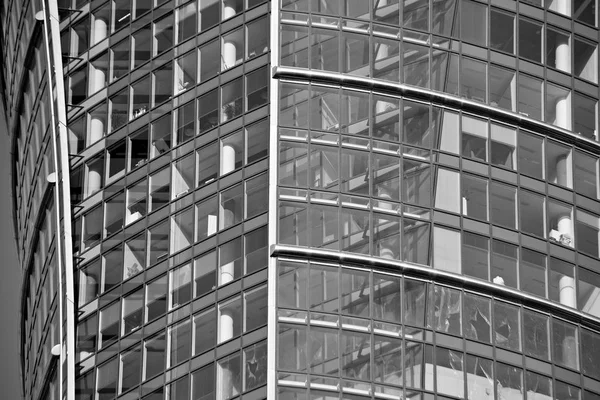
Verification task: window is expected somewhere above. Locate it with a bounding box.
[549,258,575,308]
[79,260,100,306]
[122,289,143,335]
[153,62,173,106]
[129,127,149,170]
[217,352,241,399]
[582,329,600,380]
[462,174,488,221]
[518,131,544,179]
[247,17,269,59]
[194,251,216,297]
[546,27,571,75]
[518,74,542,120]
[143,333,166,380]
[176,2,197,43]
[110,39,129,82]
[146,275,167,322]
[490,9,514,54]
[246,173,268,219]
[76,314,97,361]
[170,264,192,308]
[99,302,119,348]
[573,151,598,199]
[547,199,573,247]
[124,234,145,278]
[245,227,267,275]
[85,155,105,197]
[490,182,516,229]
[132,25,152,68]
[96,358,118,400]
[552,319,579,370]
[220,184,243,229]
[113,0,131,32]
[545,83,571,130]
[244,341,267,391]
[245,284,267,332]
[168,319,191,367]
[463,233,489,281]
[196,196,218,242]
[107,140,126,180]
[579,268,600,318]
[519,18,542,63]
[149,168,170,211]
[520,190,545,238]
[174,52,196,94]
[221,78,244,122]
[131,76,150,119]
[491,241,518,289]
[219,238,242,285]
[199,40,219,82]
[151,113,172,158]
[103,245,123,293]
[198,90,218,133]
[461,0,487,46]
[462,115,488,162]
[154,14,174,55]
[172,153,195,198]
[573,93,597,140]
[574,37,598,83]
[219,296,242,343]
[68,68,87,105]
[222,28,243,71]
[576,211,600,258]
[104,192,125,237]
[246,119,268,163]
[199,0,219,32]
[126,179,147,225]
[246,67,268,111]
[433,226,461,273]
[71,17,90,56]
[110,88,129,132]
[148,220,169,265]
[220,131,243,176]
[520,249,546,298]
[193,307,216,355]
[490,123,517,168]
[192,364,215,400]
[82,206,102,249]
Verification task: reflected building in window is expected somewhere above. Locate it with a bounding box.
[4,0,600,400]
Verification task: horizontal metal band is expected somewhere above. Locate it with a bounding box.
[270,243,600,332]
[272,66,600,156]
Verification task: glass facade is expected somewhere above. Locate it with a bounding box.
[3,0,600,400]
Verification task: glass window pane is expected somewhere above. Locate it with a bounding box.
[146,275,167,322]
[168,319,191,367]
[199,40,220,82]
[194,251,216,298]
[192,364,214,400]
[553,319,579,370]
[217,352,241,399]
[245,284,268,332]
[518,131,543,178]
[144,333,166,380]
[523,309,549,360]
[490,9,514,53]
[170,264,192,308]
[247,16,269,59]
[193,307,216,355]
[171,207,194,252]
[519,18,542,62]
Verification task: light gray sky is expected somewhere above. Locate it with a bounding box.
[0,105,24,399]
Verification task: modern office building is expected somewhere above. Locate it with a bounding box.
[4,0,600,399]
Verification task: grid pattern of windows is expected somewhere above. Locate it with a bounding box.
[276,258,600,400]
[277,81,600,321]
[280,2,600,140]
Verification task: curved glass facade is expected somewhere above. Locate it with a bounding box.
[3,0,600,400]
[272,1,600,400]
